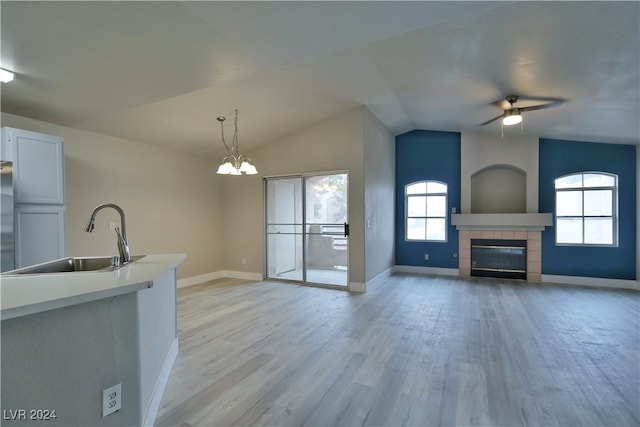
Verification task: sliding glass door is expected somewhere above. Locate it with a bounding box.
[265,172,348,287]
[265,177,303,282]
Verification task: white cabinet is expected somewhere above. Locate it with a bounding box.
[15,206,66,268]
[1,127,65,204]
[1,127,66,268]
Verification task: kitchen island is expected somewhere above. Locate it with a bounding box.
[1,253,186,427]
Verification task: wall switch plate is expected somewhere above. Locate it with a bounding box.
[424,254,429,260]
[102,383,121,417]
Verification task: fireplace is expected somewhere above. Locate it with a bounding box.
[450,133,552,283]
[471,239,527,280]
[455,229,545,282]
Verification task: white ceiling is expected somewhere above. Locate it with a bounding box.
[1,1,638,158]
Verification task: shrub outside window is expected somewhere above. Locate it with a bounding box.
[555,172,617,246]
[406,181,447,242]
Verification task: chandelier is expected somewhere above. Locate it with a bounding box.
[215,109,258,175]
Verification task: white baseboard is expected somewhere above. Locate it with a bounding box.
[394,265,460,276]
[177,271,223,288]
[541,274,639,291]
[178,270,263,288]
[142,338,178,427]
[223,270,263,281]
[349,281,366,293]
[389,266,638,291]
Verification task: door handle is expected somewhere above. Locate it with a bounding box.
[344,222,349,237]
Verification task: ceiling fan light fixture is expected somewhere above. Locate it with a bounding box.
[502,109,522,126]
[0,68,15,83]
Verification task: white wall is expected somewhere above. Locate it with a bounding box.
[221,107,366,287]
[461,132,540,213]
[1,113,223,279]
[363,108,395,282]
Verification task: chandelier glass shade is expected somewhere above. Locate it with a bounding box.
[215,109,258,175]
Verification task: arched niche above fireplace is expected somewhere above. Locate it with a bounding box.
[471,164,526,213]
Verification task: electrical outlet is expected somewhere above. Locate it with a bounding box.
[109,222,116,231]
[424,254,429,260]
[102,383,121,417]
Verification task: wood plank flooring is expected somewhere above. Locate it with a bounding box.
[155,275,639,427]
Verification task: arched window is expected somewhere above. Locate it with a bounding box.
[405,180,447,242]
[555,172,618,246]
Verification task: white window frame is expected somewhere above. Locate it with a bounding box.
[554,172,618,247]
[405,180,448,242]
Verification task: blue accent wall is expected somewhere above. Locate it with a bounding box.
[395,130,461,268]
[539,138,636,280]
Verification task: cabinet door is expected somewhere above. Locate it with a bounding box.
[15,205,66,268]
[2,127,65,204]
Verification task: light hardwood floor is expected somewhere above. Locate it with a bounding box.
[155,275,639,427]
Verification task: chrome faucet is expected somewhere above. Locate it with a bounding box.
[84,203,131,263]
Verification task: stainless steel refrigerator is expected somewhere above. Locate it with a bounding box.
[1,161,14,272]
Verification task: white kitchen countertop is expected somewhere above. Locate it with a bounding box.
[0,253,186,321]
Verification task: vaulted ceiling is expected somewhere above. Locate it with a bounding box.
[1,1,638,158]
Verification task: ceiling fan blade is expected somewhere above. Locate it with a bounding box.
[490,95,565,111]
[479,114,503,126]
[520,99,565,112]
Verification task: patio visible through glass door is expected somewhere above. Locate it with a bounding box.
[265,172,348,287]
[304,174,348,286]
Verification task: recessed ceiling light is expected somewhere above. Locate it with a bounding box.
[0,68,15,83]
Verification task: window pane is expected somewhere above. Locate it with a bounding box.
[407,196,426,217]
[585,218,613,244]
[407,218,425,240]
[426,218,446,241]
[407,182,426,195]
[584,190,612,216]
[557,218,583,244]
[426,195,446,217]
[426,181,447,194]
[556,191,582,216]
[583,173,615,188]
[555,174,582,189]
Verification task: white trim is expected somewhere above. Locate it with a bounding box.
[365,267,394,288]
[262,168,350,179]
[388,266,638,291]
[177,271,223,288]
[222,270,263,281]
[349,281,366,293]
[394,265,459,276]
[178,271,263,288]
[142,338,178,427]
[451,213,553,231]
[404,180,449,243]
[541,274,639,291]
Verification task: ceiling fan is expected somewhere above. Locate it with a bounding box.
[479,94,565,127]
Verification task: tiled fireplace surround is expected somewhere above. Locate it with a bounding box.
[458,229,542,283]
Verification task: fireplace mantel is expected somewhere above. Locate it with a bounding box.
[451,213,553,231]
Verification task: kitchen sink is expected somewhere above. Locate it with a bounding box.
[3,255,146,275]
